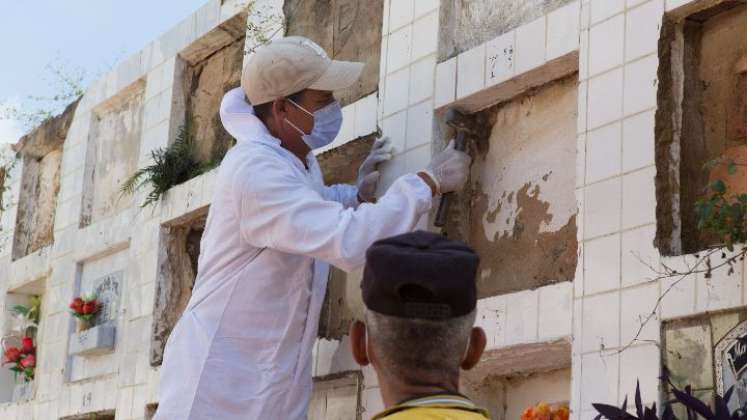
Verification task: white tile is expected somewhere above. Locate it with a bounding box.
[195,0,221,37]
[381,111,407,154]
[578,80,588,134]
[456,44,486,99]
[389,0,414,32]
[515,17,547,73]
[626,1,664,61]
[579,28,590,80]
[588,68,623,129]
[414,0,439,18]
[580,351,619,406]
[406,100,433,150]
[581,1,591,30]
[582,291,621,352]
[575,240,585,297]
[586,122,622,183]
[485,31,516,87]
[577,134,587,188]
[624,55,658,116]
[538,282,573,339]
[382,0,391,35]
[355,94,379,138]
[383,67,410,116]
[590,0,625,24]
[696,257,744,312]
[476,295,507,349]
[405,144,432,174]
[336,105,355,145]
[387,24,412,74]
[434,57,457,108]
[584,234,621,295]
[547,2,581,60]
[620,282,659,346]
[659,261,696,319]
[589,14,624,76]
[409,55,436,105]
[411,12,439,61]
[584,176,622,239]
[619,344,660,404]
[627,0,650,7]
[622,166,656,229]
[622,110,655,171]
[505,290,539,345]
[621,224,658,287]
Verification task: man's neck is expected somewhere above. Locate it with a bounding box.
[265,118,311,169]
[378,375,461,408]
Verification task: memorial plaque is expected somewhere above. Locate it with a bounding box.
[716,320,747,411]
[92,271,122,325]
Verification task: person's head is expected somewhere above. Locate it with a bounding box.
[349,231,486,400]
[241,36,364,153]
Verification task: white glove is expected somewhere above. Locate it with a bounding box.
[357,137,393,202]
[421,139,472,194]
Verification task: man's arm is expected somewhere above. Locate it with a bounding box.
[233,157,432,272]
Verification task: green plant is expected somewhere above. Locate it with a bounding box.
[12,295,41,337]
[695,158,747,251]
[121,122,218,208]
[593,376,747,420]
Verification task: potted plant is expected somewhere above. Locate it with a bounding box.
[69,293,100,332]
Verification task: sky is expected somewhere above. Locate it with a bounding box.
[0,0,209,144]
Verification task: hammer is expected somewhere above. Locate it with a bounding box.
[434,109,479,230]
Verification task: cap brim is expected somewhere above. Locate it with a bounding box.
[308,60,365,91]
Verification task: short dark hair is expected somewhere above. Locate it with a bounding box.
[253,90,306,124]
[365,309,476,384]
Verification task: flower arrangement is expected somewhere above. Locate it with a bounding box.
[2,336,36,382]
[521,403,570,420]
[69,293,100,330]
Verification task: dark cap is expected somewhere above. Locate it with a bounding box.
[361,231,480,320]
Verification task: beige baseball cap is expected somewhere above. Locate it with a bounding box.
[241,36,365,105]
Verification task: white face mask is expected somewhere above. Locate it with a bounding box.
[284,98,343,149]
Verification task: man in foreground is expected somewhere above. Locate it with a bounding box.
[350,231,490,419]
[155,36,472,420]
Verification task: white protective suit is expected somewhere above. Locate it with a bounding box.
[154,88,433,420]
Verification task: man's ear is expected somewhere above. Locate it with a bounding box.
[460,327,486,371]
[271,98,288,119]
[349,320,370,366]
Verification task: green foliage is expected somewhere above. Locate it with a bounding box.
[121,122,219,208]
[695,158,747,251]
[12,296,41,337]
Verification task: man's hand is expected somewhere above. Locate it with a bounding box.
[357,137,393,202]
[419,139,472,195]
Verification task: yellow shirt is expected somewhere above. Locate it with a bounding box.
[372,394,491,420]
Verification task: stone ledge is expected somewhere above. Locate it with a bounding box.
[68,325,116,357]
[7,246,51,294]
[463,338,571,384]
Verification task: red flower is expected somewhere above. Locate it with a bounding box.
[3,347,22,364]
[69,297,84,313]
[82,301,97,315]
[19,354,35,368]
[21,336,34,354]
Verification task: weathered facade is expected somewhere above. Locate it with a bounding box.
[1,0,747,419]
